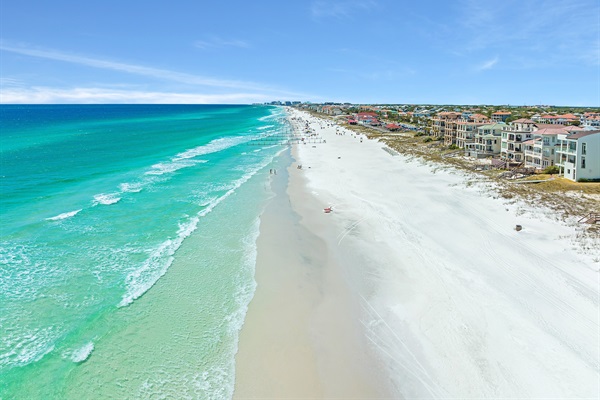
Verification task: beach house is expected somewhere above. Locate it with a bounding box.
[537,114,579,125]
[467,122,506,158]
[455,114,489,148]
[500,119,537,163]
[431,112,461,142]
[413,110,432,118]
[491,111,511,122]
[322,106,344,116]
[355,112,381,126]
[523,126,583,170]
[581,112,600,129]
[556,130,600,181]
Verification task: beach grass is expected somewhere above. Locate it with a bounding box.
[304,109,599,247]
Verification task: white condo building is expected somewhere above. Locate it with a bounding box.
[557,130,600,181]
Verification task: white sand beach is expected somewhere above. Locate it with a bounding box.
[234,109,599,398]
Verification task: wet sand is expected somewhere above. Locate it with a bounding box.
[233,148,387,399]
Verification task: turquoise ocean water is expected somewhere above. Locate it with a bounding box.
[0,104,288,398]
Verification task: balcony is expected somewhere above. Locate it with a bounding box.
[557,145,577,154]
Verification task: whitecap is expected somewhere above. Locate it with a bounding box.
[119,182,143,193]
[118,150,284,308]
[174,136,249,161]
[144,159,207,176]
[71,342,94,363]
[46,209,81,221]
[93,193,121,206]
[258,114,275,122]
[118,216,202,307]
[0,326,58,368]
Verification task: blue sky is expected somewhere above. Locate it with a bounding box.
[1,0,598,105]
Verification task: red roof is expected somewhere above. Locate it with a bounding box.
[386,123,400,129]
[560,113,578,119]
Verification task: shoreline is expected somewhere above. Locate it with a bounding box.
[234,108,599,398]
[233,144,388,398]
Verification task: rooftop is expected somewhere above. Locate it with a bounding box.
[566,130,600,140]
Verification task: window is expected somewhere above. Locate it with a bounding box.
[582,143,587,155]
[581,157,586,169]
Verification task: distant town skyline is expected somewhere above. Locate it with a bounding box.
[1,0,598,106]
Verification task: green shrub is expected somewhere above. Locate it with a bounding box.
[423,137,433,143]
[448,144,460,150]
[543,165,559,174]
[578,178,600,182]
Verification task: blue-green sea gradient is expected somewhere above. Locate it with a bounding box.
[0,104,288,398]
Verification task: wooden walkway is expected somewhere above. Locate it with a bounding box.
[578,212,600,224]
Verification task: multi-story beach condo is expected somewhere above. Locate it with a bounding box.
[500,119,537,163]
[523,126,583,170]
[431,112,461,141]
[468,122,506,157]
[581,112,600,129]
[556,130,600,181]
[537,114,579,125]
[322,106,345,116]
[491,111,511,122]
[455,114,489,149]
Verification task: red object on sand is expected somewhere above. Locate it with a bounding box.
[324,207,332,213]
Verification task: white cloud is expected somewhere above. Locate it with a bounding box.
[0,86,273,104]
[0,77,24,87]
[475,56,499,71]
[0,43,306,98]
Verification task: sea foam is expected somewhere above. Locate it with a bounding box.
[71,342,94,363]
[46,209,81,221]
[174,136,249,161]
[145,159,206,176]
[119,182,143,193]
[118,216,201,307]
[93,193,121,206]
[143,136,253,177]
[118,153,279,308]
